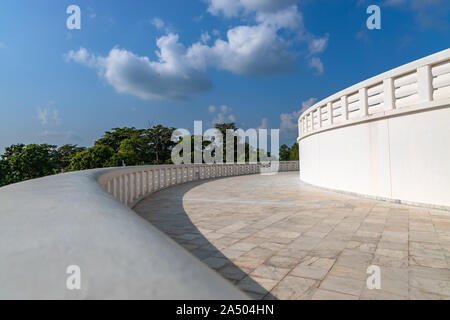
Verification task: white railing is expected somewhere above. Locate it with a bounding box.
[298,48,450,139]
[98,161,299,208]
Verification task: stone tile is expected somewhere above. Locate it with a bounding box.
[336,249,374,267]
[290,256,335,280]
[135,172,450,300]
[202,256,230,269]
[251,264,291,281]
[320,275,365,296]
[270,276,317,300]
[266,255,303,269]
[373,254,408,268]
[375,248,408,260]
[237,276,278,295]
[220,247,246,260]
[228,241,258,252]
[409,255,448,269]
[346,241,377,253]
[409,276,450,297]
[328,264,368,281]
[311,289,358,300]
[218,264,251,281]
[234,255,267,270]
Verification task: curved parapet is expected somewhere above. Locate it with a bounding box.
[298,49,450,209]
[0,162,298,299]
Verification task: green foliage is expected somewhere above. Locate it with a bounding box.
[279,142,299,161]
[280,144,291,161]
[0,123,299,188]
[289,143,299,161]
[1,144,60,185]
[68,145,115,171]
[56,144,87,170]
[146,125,176,164]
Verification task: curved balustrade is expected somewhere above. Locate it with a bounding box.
[298,49,450,139]
[98,162,299,208]
[0,161,298,299]
[297,49,450,209]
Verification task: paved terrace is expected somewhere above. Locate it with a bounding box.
[134,172,450,300]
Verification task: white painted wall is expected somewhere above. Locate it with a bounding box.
[298,49,450,209]
[299,105,450,208]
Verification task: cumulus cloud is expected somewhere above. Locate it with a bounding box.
[280,97,317,136]
[308,57,324,75]
[65,34,213,100]
[193,24,297,76]
[37,107,61,126]
[207,0,298,17]
[258,118,268,129]
[66,3,329,100]
[208,105,236,125]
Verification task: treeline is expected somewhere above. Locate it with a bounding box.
[279,142,299,161]
[0,123,298,187]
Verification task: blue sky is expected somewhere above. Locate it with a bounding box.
[0,0,448,151]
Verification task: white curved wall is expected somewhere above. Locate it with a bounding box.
[0,162,298,299]
[298,49,450,209]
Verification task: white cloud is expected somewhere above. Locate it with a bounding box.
[64,47,98,68]
[308,57,324,75]
[66,3,329,100]
[37,107,49,125]
[87,6,96,19]
[151,17,165,30]
[209,105,236,124]
[194,24,297,76]
[258,118,268,129]
[200,31,211,44]
[37,107,61,126]
[207,0,298,17]
[66,23,298,99]
[65,36,213,100]
[280,97,317,136]
[307,34,329,55]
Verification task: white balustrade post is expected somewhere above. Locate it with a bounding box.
[327,102,333,125]
[417,65,433,102]
[310,112,314,131]
[341,95,348,121]
[383,77,395,110]
[359,87,368,117]
[318,106,323,128]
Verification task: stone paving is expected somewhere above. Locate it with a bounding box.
[134,172,450,300]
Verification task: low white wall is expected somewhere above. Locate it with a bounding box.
[298,49,450,209]
[0,162,298,299]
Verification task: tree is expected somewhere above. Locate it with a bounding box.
[95,127,146,153]
[68,145,115,171]
[0,159,11,187]
[56,144,87,170]
[280,144,290,161]
[289,142,299,161]
[2,144,59,184]
[279,142,299,161]
[146,124,176,164]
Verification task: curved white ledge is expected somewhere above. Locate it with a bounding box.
[298,48,450,140]
[0,162,298,299]
[297,49,450,209]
